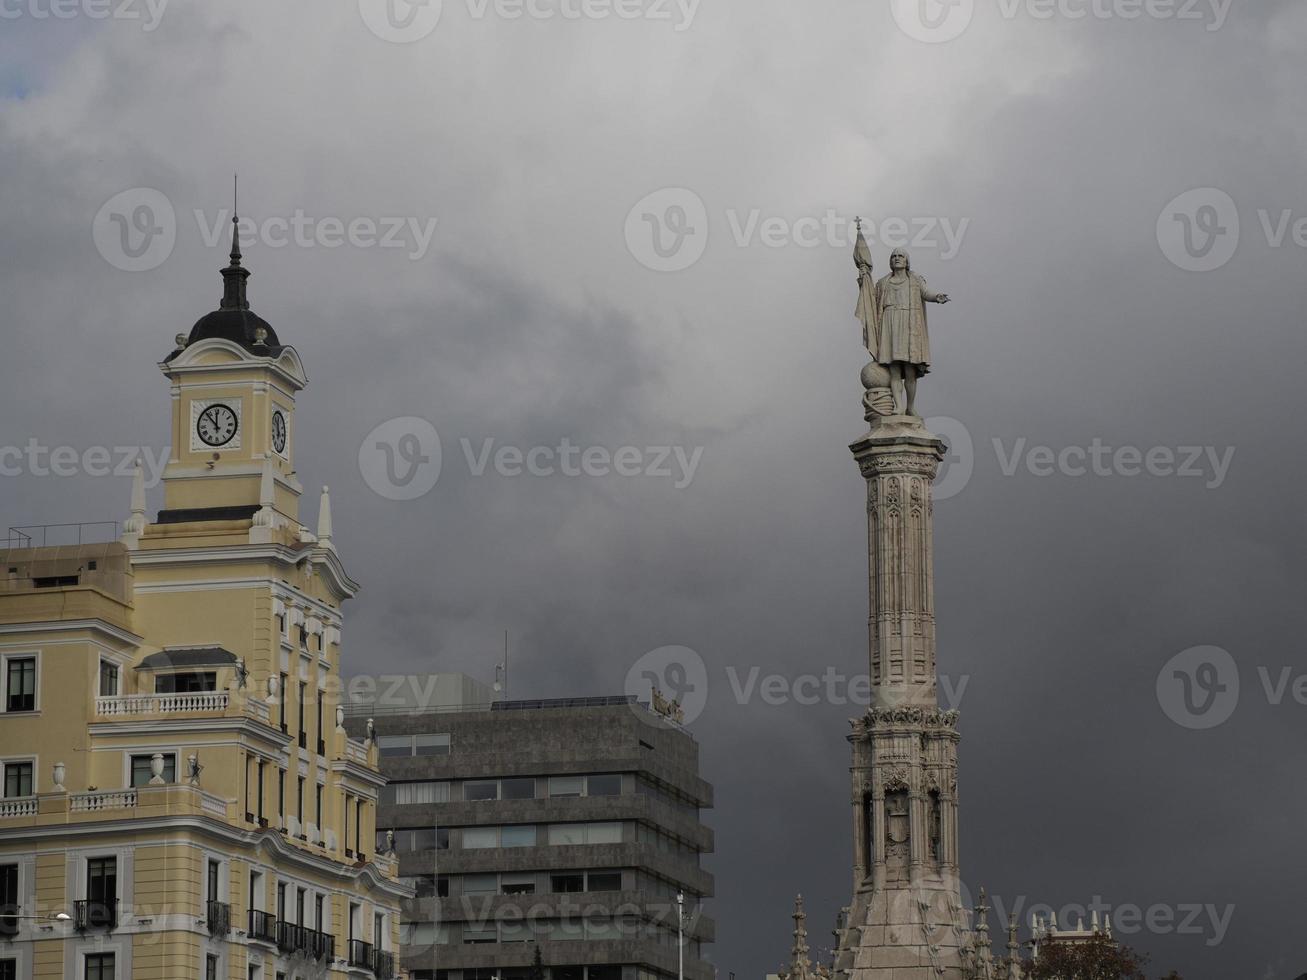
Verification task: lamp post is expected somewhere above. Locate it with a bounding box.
[677,891,685,980]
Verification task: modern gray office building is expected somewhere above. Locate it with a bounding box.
[344,678,714,980]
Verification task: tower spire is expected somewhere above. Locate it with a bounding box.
[220,174,250,311]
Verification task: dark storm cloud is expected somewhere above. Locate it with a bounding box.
[2,1,1305,977]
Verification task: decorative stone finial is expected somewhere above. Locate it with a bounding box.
[121,460,148,547]
[317,486,333,544]
[52,761,66,792]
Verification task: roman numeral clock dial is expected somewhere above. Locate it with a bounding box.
[272,409,288,455]
[196,403,239,447]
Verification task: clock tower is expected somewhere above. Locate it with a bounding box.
[158,216,305,527]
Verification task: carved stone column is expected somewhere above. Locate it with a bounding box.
[837,417,968,980]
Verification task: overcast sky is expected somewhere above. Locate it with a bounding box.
[3,1,1306,977]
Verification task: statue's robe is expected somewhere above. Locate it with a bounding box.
[872,271,940,374]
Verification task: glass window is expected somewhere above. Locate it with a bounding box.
[587,871,622,891]
[85,953,115,980]
[390,781,449,805]
[500,874,535,896]
[548,775,584,798]
[500,777,535,800]
[206,956,219,980]
[461,827,498,849]
[587,822,623,844]
[414,733,450,756]
[550,873,584,893]
[462,874,498,894]
[500,825,537,848]
[130,754,176,787]
[587,774,623,797]
[0,961,15,980]
[2,763,32,799]
[464,781,498,802]
[410,828,446,852]
[99,662,119,697]
[4,659,35,712]
[499,919,534,942]
[547,824,585,846]
[590,966,623,980]
[462,928,496,944]
[377,736,412,758]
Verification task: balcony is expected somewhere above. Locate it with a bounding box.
[206,899,230,936]
[96,692,229,715]
[374,949,396,977]
[0,909,18,937]
[93,692,272,726]
[248,909,277,944]
[276,921,335,961]
[348,939,374,969]
[73,899,117,931]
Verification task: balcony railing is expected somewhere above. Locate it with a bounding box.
[348,939,374,969]
[73,899,118,931]
[374,948,396,977]
[0,909,18,937]
[96,692,230,715]
[276,921,335,960]
[248,909,277,944]
[71,790,137,812]
[0,798,37,818]
[206,899,230,936]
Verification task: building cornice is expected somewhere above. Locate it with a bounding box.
[0,619,142,648]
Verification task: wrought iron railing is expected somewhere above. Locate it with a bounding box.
[248,908,277,943]
[73,899,117,931]
[206,899,230,936]
[348,939,374,969]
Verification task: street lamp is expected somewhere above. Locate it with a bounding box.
[676,892,685,980]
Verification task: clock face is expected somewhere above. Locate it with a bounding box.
[271,410,288,455]
[196,403,239,447]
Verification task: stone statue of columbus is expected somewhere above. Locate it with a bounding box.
[854,220,952,418]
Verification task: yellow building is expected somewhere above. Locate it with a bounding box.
[0,225,410,980]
